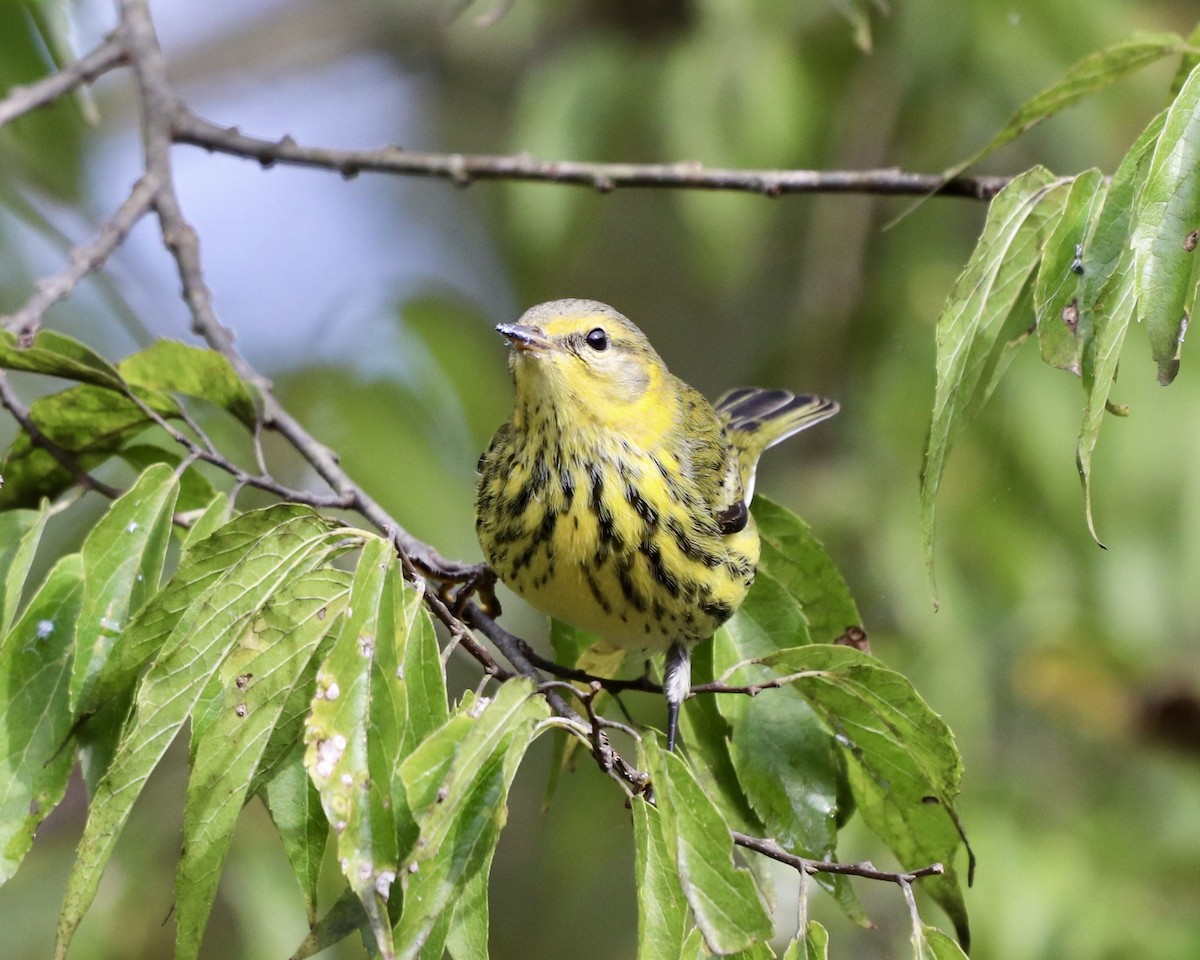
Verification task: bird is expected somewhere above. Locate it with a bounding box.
[474,299,837,750]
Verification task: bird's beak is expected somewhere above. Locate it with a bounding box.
[496,322,554,353]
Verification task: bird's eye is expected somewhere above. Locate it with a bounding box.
[585,328,609,351]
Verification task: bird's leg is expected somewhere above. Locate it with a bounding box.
[664,641,692,752]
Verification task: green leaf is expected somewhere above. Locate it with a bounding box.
[289,886,369,960]
[96,504,323,705]
[303,537,403,960]
[0,329,124,390]
[0,383,176,510]
[396,680,550,960]
[943,34,1185,181]
[1131,63,1200,385]
[445,865,490,960]
[632,797,688,960]
[0,554,83,883]
[762,645,969,946]
[0,501,51,634]
[642,736,773,955]
[751,496,858,645]
[262,742,328,923]
[715,576,838,857]
[1033,169,1109,374]
[1077,112,1167,543]
[71,463,179,716]
[914,924,970,960]
[119,340,259,428]
[677,640,760,837]
[182,492,232,550]
[176,568,350,960]
[921,167,1069,595]
[783,921,829,960]
[714,576,863,922]
[118,444,217,513]
[54,507,345,959]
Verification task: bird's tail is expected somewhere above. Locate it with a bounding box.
[715,388,838,502]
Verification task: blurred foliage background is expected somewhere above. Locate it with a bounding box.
[3,0,1200,957]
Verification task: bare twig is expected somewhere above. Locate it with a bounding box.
[0,32,129,130]
[2,176,158,342]
[171,108,1012,200]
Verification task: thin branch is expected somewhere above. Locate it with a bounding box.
[0,372,121,499]
[2,175,158,342]
[731,831,945,885]
[172,107,1012,201]
[0,32,129,130]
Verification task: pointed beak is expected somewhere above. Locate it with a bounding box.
[496,322,554,353]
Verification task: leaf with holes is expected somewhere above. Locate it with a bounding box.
[176,568,350,960]
[54,507,344,959]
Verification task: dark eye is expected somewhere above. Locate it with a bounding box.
[584,328,609,351]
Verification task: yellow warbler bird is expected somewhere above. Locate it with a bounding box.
[475,299,837,749]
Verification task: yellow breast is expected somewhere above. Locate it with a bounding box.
[475,428,758,652]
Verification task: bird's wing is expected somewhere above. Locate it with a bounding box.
[714,389,838,503]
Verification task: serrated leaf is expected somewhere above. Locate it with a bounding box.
[1033,169,1109,374]
[0,554,83,883]
[119,340,259,428]
[1077,112,1167,543]
[714,576,864,923]
[55,507,344,959]
[0,383,177,510]
[715,576,838,857]
[762,645,969,946]
[0,501,51,634]
[176,569,349,960]
[262,742,328,923]
[95,504,322,705]
[921,167,1069,595]
[642,736,773,955]
[1131,63,1200,384]
[396,680,549,960]
[0,329,124,390]
[943,34,1185,181]
[632,797,688,960]
[751,496,858,645]
[303,538,403,959]
[71,463,179,716]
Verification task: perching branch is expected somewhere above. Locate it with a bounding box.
[171,106,1012,200]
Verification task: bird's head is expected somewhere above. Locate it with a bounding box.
[497,300,673,440]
